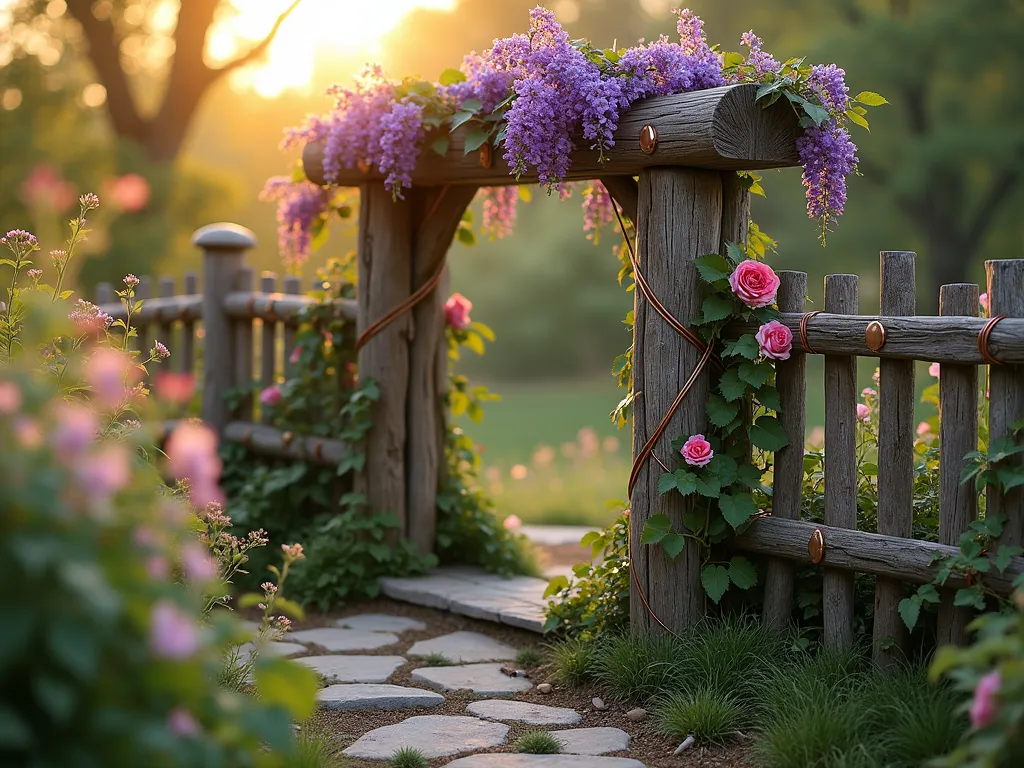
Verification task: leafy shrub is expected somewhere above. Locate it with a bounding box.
[655,687,743,745]
[515,731,562,754]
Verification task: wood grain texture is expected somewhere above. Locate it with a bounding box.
[355,182,413,540]
[233,267,255,423]
[874,252,916,665]
[136,275,151,354]
[986,260,1024,547]
[260,273,278,425]
[222,421,351,466]
[199,245,246,433]
[735,516,1024,594]
[726,314,1024,364]
[407,184,478,555]
[282,275,301,378]
[156,277,175,364]
[99,295,203,323]
[630,167,722,633]
[222,292,353,322]
[304,84,800,187]
[823,274,859,651]
[936,283,981,648]
[599,176,639,225]
[181,272,197,374]
[763,270,807,628]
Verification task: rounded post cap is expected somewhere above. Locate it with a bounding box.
[192,223,257,251]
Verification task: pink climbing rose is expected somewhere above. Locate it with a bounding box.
[680,434,714,467]
[970,670,1001,729]
[728,260,780,309]
[444,292,473,329]
[916,421,932,437]
[929,362,941,378]
[755,320,793,360]
[503,514,522,530]
[857,403,871,422]
[164,421,223,508]
[979,293,989,315]
[260,385,282,407]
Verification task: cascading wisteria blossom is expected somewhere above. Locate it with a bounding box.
[479,186,519,240]
[582,182,613,240]
[266,5,881,260]
[258,177,327,268]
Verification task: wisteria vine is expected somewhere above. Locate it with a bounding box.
[264,5,885,265]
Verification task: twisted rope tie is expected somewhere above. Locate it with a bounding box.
[611,201,720,639]
[978,315,1007,365]
[799,310,823,355]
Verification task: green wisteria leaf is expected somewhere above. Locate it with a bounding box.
[898,597,921,632]
[701,295,734,324]
[701,564,730,604]
[640,514,671,545]
[749,416,789,452]
[657,472,678,496]
[673,470,699,496]
[723,334,760,360]
[707,393,740,428]
[719,491,757,529]
[728,556,758,590]
[696,253,733,283]
[719,368,747,402]
[662,533,687,560]
[757,385,782,412]
[738,361,773,389]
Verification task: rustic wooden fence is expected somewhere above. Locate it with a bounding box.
[85,82,1023,659]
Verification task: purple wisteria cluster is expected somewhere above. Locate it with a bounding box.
[258,177,327,268]
[479,187,519,240]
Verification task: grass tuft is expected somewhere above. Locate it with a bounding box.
[515,730,562,754]
[515,647,544,668]
[655,686,743,745]
[592,632,684,702]
[390,747,429,768]
[549,636,600,687]
[283,726,345,768]
[422,652,454,667]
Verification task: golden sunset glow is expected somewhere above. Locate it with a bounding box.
[206,0,457,98]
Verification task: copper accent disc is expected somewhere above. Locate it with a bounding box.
[865,321,887,352]
[808,528,826,564]
[639,124,658,154]
[479,142,493,169]
[281,431,294,446]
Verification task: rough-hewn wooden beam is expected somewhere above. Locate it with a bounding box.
[303,84,801,187]
[222,421,351,465]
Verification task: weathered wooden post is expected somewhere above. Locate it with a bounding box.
[192,223,257,434]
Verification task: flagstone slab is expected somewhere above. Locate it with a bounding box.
[467,700,581,726]
[289,627,399,652]
[316,684,444,711]
[411,663,533,695]
[498,604,546,633]
[342,715,508,760]
[444,756,646,767]
[408,631,516,663]
[549,727,631,755]
[295,655,405,683]
[334,613,426,633]
[236,640,306,660]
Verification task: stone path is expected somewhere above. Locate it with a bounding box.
[249,605,650,766]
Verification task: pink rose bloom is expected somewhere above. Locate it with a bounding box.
[979,293,989,315]
[165,422,223,507]
[181,543,218,582]
[0,381,21,413]
[681,434,714,467]
[146,555,169,580]
[167,707,200,737]
[444,293,473,330]
[109,173,150,213]
[154,372,195,405]
[85,347,133,407]
[728,260,780,308]
[857,403,871,422]
[289,346,302,365]
[260,386,282,407]
[149,601,199,659]
[916,421,931,437]
[970,670,1001,729]
[755,320,792,360]
[75,444,131,504]
[929,362,941,378]
[503,514,522,530]
[50,403,98,460]
[14,417,43,448]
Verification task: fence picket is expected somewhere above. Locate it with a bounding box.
[182,272,198,374]
[763,270,807,627]
[283,275,301,378]
[986,260,1024,547]
[234,267,255,422]
[823,274,859,650]
[157,277,175,371]
[874,252,916,664]
[136,276,152,355]
[260,272,278,425]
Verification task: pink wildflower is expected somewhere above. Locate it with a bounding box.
[164,422,223,508]
[14,417,43,448]
[917,421,931,437]
[26,268,42,281]
[862,387,876,399]
[856,403,871,422]
[167,707,200,736]
[50,403,98,459]
[152,341,170,360]
[929,362,941,378]
[75,444,131,505]
[503,514,523,530]
[281,542,305,561]
[979,293,989,315]
[123,274,140,288]
[261,581,278,594]
[149,601,199,659]
[0,381,21,414]
[181,543,218,582]
[260,386,282,407]
[154,372,195,405]
[970,670,1001,729]
[85,347,133,407]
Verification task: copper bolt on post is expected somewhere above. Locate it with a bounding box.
[865,321,887,352]
[639,124,658,154]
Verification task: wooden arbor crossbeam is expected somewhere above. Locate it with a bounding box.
[302,84,802,628]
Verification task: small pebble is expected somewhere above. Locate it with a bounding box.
[625,707,646,721]
[537,683,552,694]
[592,697,606,711]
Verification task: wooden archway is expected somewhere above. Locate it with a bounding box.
[303,82,802,632]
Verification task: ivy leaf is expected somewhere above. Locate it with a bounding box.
[728,556,758,590]
[662,533,687,560]
[719,491,757,529]
[708,454,738,486]
[719,368,747,402]
[995,545,1024,574]
[657,472,678,496]
[724,242,745,265]
[449,111,475,131]
[749,416,789,452]
[682,508,705,534]
[694,475,721,498]
[757,385,782,412]
[917,583,940,604]
[736,463,763,488]
[543,575,570,599]
[723,334,760,360]
[898,597,921,632]
[439,68,467,85]
[696,253,733,283]
[738,361,773,389]
[463,128,490,154]
[640,514,672,545]
[460,97,483,112]
[953,585,986,610]
[707,393,740,428]
[701,564,730,604]
[701,295,734,324]
[430,135,450,156]
[998,466,1024,491]
[854,91,889,106]
[673,470,699,496]
[988,437,1024,463]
